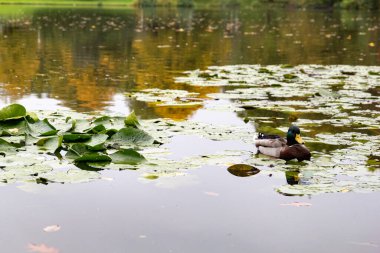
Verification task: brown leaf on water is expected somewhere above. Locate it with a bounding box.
[43,225,61,233]
[28,243,59,253]
[280,202,312,207]
[204,191,220,197]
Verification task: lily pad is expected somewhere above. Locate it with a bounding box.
[109,148,146,165]
[62,133,92,142]
[227,164,260,177]
[109,127,155,147]
[36,136,63,152]
[124,111,140,128]
[0,104,26,121]
[26,119,58,137]
[84,134,108,151]
[0,119,26,136]
[0,138,17,152]
[44,169,101,184]
[66,143,111,163]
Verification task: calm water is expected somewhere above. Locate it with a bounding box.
[0,6,379,253]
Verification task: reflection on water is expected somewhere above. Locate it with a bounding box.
[0,6,379,117]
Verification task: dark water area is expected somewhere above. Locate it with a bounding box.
[0,6,379,253]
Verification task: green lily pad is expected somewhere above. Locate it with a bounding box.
[63,133,92,142]
[0,138,17,152]
[109,148,146,165]
[109,127,155,146]
[74,153,112,163]
[36,136,63,152]
[66,143,111,163]
[26,119,58,137]
[0,104,26,121]
[0,119,26,136]
[92,116,125,131]
[124,111,140,128]
[84,134,108,151]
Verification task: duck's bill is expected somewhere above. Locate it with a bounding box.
[295,134,304,144]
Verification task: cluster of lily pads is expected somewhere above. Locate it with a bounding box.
[0,104,154,184]
[176,64,380,195]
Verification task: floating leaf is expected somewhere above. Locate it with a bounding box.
[27,119,58,137]
[0,104,26,121]
[65,143,111,163]
[227,164,260,177]
[84,134,108,151]
[62,133,92,142]
[109,127,154,146]
[36,136,63,151]
[109,148,146,164]
[0,137,17,152]
[44,169,101,184]
[43,225,61,233]
[27,243,59,253]
[204,191,220,197]
[0,119,26,136]
[124,111,140,128]
[92,116,125,130]
[74,153,111,163]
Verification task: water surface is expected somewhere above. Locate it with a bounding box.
[0,6,379,253]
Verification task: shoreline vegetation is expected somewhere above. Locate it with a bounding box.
[0,0,378,9]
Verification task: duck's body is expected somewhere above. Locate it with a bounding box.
[255,126,311,161]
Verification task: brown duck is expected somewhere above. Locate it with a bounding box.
[255,125,311,161]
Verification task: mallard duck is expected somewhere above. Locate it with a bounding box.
[255,125,311,161]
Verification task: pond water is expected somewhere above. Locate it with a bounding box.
[0,6,379,253]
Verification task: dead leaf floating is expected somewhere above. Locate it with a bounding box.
[43,225,61,233]
[204,191,220,197]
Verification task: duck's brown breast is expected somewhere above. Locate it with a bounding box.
[280,144,311,161]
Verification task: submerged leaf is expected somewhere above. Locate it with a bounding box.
[227,164,260,177]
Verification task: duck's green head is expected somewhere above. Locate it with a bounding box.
[287,125,304,146]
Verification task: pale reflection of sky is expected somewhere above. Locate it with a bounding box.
[15,94,68,111]
[103,93,131,116]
